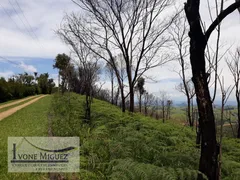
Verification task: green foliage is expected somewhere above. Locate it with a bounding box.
[136,77,145,95]
[108,159,207,180]
[50,93,240,179]
[50,93,85,137]
[53,53,71,72]
[53,53,71,93]
[0,72,55,102]
[37,73,55,94]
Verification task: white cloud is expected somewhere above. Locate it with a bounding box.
[0,71,14,79]
[18,61,37,73]
[49,73,59,87]
[0,0,78,58]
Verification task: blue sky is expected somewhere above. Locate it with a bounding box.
[0,0,240,103]
[0,57,58,80]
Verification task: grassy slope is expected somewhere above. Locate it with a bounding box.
[0,96,51,180]
[50,93,240,180]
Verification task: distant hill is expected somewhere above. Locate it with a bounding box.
[174,100,238,108]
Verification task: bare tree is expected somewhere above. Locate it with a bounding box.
[114,86,120,105]
[135,77,145,113]
[226,47,240,138]
[85,62,100,122]
[170,14,196,126]
[143,92,155,116]
[217,76,233,179]
[166,99,173,120]
[57,29,100,123]
[184,0,240,179]
[62,0,178,112]
[159,91,169,123]
[105,62,115,104]
[153,97,160,119]
[176,80,195,125]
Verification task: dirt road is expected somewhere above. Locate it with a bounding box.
[0,95,39,110]
[0,95,47,121]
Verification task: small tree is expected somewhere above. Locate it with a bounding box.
[135,77,145,113]
[143,92,155,116]
[217,76,233,179]
[57,29,100,123]
[170,14,195,126]
[166,100,173,120]
[176,80,195,126]
[226,47,240,138]
[37,73,55,94]
[159,91,168,123]
[53,53,71,93]
[105,62,115,104]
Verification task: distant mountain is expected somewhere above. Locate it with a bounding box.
[173,100,237,108]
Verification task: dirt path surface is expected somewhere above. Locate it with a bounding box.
[0,95,47,121]
[0,95,39,110]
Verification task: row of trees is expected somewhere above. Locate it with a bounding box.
[53,53,174,122]
[57,0,177,113]
[0,72,55,102]
[54,0,240,179]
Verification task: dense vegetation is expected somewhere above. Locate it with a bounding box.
[0,72,55,103]
[49,93,240,180]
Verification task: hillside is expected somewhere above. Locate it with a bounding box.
[49,93,240,180]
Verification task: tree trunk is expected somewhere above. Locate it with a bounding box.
[144,104,147,116]
[191,98,194,128]
[193,59,218,180]
[139,94,142,113]
[129,84,134,112]
[162,105,165,123]
[85,93,91,122]
[115,86,120,106]
[187,98,193,126]
[111,75,114,104]
[237,98,240,138]
[115,73,125,112]
[120,87,126,113]
[58,71,60,93]
[185,2,218,179]
[127,61,134,112]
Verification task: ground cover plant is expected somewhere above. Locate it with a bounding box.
[50,93,240,180]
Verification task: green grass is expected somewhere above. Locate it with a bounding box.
[0,96,39,113]
[0,96,51,180]
[170,107,187,124]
